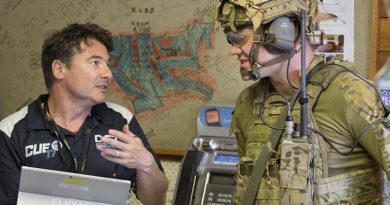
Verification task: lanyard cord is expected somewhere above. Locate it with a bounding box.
[43,101,78,172]
[43,100,93,173]
[79,123,92,174]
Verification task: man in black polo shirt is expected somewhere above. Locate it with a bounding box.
[0,23,168,205]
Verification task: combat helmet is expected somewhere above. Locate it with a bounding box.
[217,0,321,80]
[217,0,319,34]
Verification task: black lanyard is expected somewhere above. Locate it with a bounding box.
[78,123,92,173]
[43,100,93,173]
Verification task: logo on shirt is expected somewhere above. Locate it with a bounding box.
[51,140,61,151]
[94,134,117,148]
[25,140,63,158]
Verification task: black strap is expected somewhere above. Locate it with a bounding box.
[43,99,93,173]
[78,118,93,174]
[43,100,78,172]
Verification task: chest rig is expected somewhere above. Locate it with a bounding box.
[234,63,389,205]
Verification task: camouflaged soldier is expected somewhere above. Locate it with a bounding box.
[216,0,390,204]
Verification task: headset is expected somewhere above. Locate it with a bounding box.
[248,16,299,80]
[261,16,298,54]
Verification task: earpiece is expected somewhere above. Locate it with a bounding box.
[262,16,298,54]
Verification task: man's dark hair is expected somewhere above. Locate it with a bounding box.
[41,23,113,89]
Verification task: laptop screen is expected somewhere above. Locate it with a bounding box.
[17,166,131,205]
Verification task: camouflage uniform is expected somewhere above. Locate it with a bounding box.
[231,56,390,204]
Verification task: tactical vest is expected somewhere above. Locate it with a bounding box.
[233,63,390,205]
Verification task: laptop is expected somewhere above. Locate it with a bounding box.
[17,166,131,205]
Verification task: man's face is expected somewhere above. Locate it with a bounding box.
[225,27,253,80]
[61,39,112,106]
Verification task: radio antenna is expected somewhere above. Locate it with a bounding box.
[299,9,308,139]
